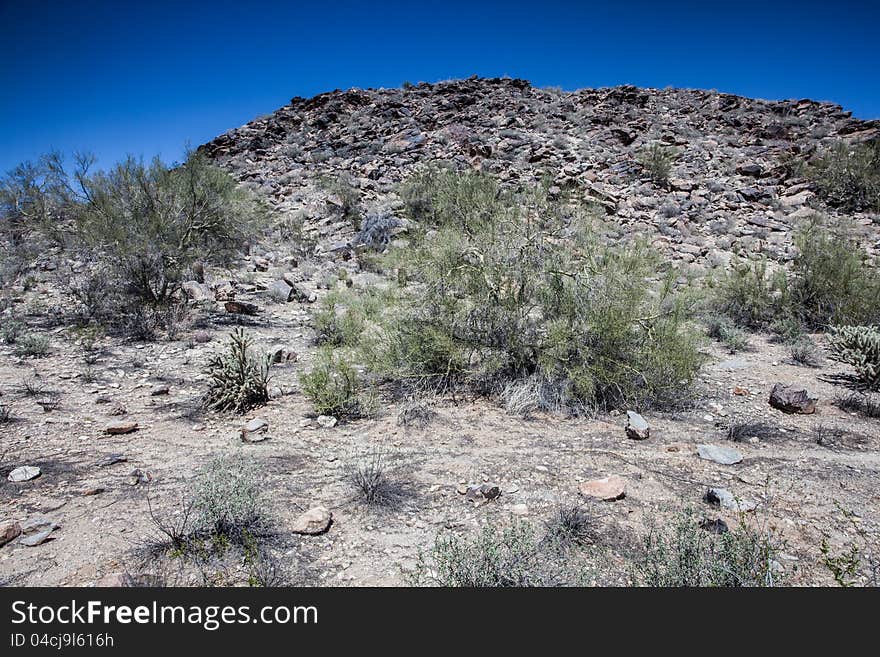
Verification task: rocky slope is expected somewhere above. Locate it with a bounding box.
[200,76,880,271]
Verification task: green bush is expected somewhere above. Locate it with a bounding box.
[714,217,879,331]
[713,256,785,329]
[806,141,880,212]
[204,329,270,414]
[407,521,588,587]
[827,325,880,389]
[1,151,265,335]
[299,349,366,418]
[637,143,677,188]
[375,170,703,411]
[705,316,751,353]
[13,333,50,358]
[787,217,880,328]
[632,509,783,587]
[189,454,265,542]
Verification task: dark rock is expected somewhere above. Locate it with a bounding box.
[769,383,817,414]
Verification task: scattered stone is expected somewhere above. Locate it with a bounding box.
[7,466,41,483]
[128,469,152,485]
[224,300,259,315]
[19,529,55,547]
[465,484,502,503]
[81,487,106,496]
[291,506,332,535]
[704,487,757,512]
[696,444,743,465]
[20,516,59,535]
[579,475,626,501]
[97,454,127,467]
[105,420,138,435]
[316,415,338,428]
[0,520,21,547]
[241,417,269,442]
[509,503,529,516]
[269,345,296,364]
[769,383,817,414]
[700,518,730,534]
[625,411,650,440]
[733,386,750,396]
[150,385,170,396]
[267,279,295,302]
[181,281,214,303]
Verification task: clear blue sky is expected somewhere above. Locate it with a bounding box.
[1,0,878,172]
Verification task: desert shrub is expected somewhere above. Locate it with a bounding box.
[705,316,751,353]
[714,218,878,331]
[408,521,588,587]
[356,208,401,251]
[204,329,270,414]
[806,141,880,212]
[632,509,783,587]
[820,506,879,587]
[726,421,779,442]
[827,325,880,389]
[371,170,703,411]
[347,450,408,508]
[0,404,11,423]
[713,256,785,329]
[312,287,387,348]
[637,143,677,188]
[299,349,366,418]
[320,173,362,229]
[189,454,265,542]
[2,151,265,335]
[787,217,880,328]
[789,336,822,367]
[0,318,24,344]
[13,333,50,358]
[545,505,598,546]
[396,398,436,428]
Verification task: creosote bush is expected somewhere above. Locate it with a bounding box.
[204,329,270,414]
[632,508,783,587]
[329,168,702,412]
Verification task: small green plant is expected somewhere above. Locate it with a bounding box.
[347,450,408,508]
[320,173,362,229]
[407,521,587,587]
[204,329,270,413]
[713,256,785,329]
[190,454,265,542]
[705,316,751,353]
[637,143,677,188]
[13,333,50,358]
[789,336,822,367]
[1,318,24,344]
[545,505,598,547]
[632,508,783,587]
[827,325,880,389]
[820,505,878,587]
[299,349,366,418]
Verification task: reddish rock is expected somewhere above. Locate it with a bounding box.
[105,421,138,435]
[579,475,626,501]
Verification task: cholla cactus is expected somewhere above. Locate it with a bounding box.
[204,329,270,413]
[828,325,880,389]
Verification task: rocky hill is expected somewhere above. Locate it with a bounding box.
[200,76,880,270]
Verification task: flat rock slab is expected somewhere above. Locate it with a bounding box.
[267,279,295,302]
[19,529,55,547]
[769,383,817,414]
[625,411,650,440]
[316,415,338,428]
[105,421,138,435]
[7,466,41,483]
[579,475,627,501]
[697,444,743,465]
[291,506,332,535]
[705,487,757,512]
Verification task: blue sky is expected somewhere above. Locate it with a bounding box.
[1,0,878,172]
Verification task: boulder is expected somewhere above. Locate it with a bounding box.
[0,520,21,547]
[769,383,817,414]
[625,411,650,440]
[7,466,41,483]
[291,506,332,535]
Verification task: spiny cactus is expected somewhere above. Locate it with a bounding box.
[827,325,880,389]
[204,329,270,413]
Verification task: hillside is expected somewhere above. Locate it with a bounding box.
[2,78,879,588]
